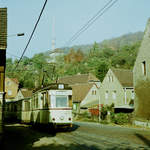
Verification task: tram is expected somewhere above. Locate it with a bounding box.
[5,83,73,128]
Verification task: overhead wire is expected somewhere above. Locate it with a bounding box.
[10,0,118,71]
[13,0,48,71]
[66,0,113,46]
[65,0,119,47]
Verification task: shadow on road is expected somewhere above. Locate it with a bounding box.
[135,133,150,148]
[3,123,143,150]
[32,144,100,150]
[31,144,127,150]
[2,123,81,150]
[3,124,55,150]
[56,124,80,133]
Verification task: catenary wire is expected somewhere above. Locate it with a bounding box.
[13,0,48,71]
[66,0,113,46]
[65,0,119,47]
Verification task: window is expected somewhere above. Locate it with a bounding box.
[105,91,108,99]
[109,76,111,82]
[108,76,110,82]
[92,90,97,95]
[108,75,113,82]
[111,76,113,82]
[51,95,55,108]
[58,84,64,89]
[92,90,94,95]
[24,101,30,111]
[8,90,12,96]
[131,90,134,99]
[92,90,96,95]
[142,61,146,76]
[7,81,11,86]
[56,96,68,107]
[36,96,38,108]
[73,104,76,110]
[112,91,116,100]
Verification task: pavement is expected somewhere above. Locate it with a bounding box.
[2,121,150,150]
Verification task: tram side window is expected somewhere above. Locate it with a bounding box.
[68,95,72,107]
[42,93,48,108]
[31,98,33,110]
[45,92,49,108]
[14,104,17,112]
[56,96,68,108]
[24,101,30,111]
[36,96,38,108]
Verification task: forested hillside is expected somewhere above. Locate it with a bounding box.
[6,31,143,89]
[52,31,143,54]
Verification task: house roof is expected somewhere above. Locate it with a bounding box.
[81,98,99,108]
[21,90,32,98]
[11,78,19,84]
[111,68,133,87]
[5,77,19,85]
[58,73,99,85]
[72,83,94,102]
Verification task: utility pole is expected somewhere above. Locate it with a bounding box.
[0,8,7,146]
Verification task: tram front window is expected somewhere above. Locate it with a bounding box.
[56,96,68,107]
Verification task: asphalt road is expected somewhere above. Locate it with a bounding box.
[2,122,150,150]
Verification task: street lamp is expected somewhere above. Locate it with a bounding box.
[7,33,25,37]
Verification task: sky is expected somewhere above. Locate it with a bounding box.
[1,0,150,59]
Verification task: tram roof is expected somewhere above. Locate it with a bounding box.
[33,83,72,93]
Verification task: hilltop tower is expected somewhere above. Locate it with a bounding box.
[51,16,55,51]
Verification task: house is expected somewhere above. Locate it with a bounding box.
[15,89,33,101]
[5,77,19,102]
[100,68,134,112]
[71,83,96,114]
[58,73,100,114]
[133,19,150,117]
[80,83,100,108]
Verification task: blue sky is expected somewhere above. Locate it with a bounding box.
[1,0,150,58]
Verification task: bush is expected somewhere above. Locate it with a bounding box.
[135,80,150,120]
[101,106,107,120]
[100,120,109,124]
[111,113,129,125]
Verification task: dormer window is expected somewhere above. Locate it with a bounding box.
[142,61,146,76]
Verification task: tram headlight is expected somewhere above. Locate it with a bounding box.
[52,118,55,121]
[68,117,71,121]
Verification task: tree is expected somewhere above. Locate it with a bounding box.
[95,60,109,81]
[89,42,100,57]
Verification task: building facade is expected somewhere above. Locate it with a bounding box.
[5,77,19,102]
[100,68,134,110]
[58,73,100,114]
[133,19,150,116]
[80,83,100,108]
[0,7,7,146]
